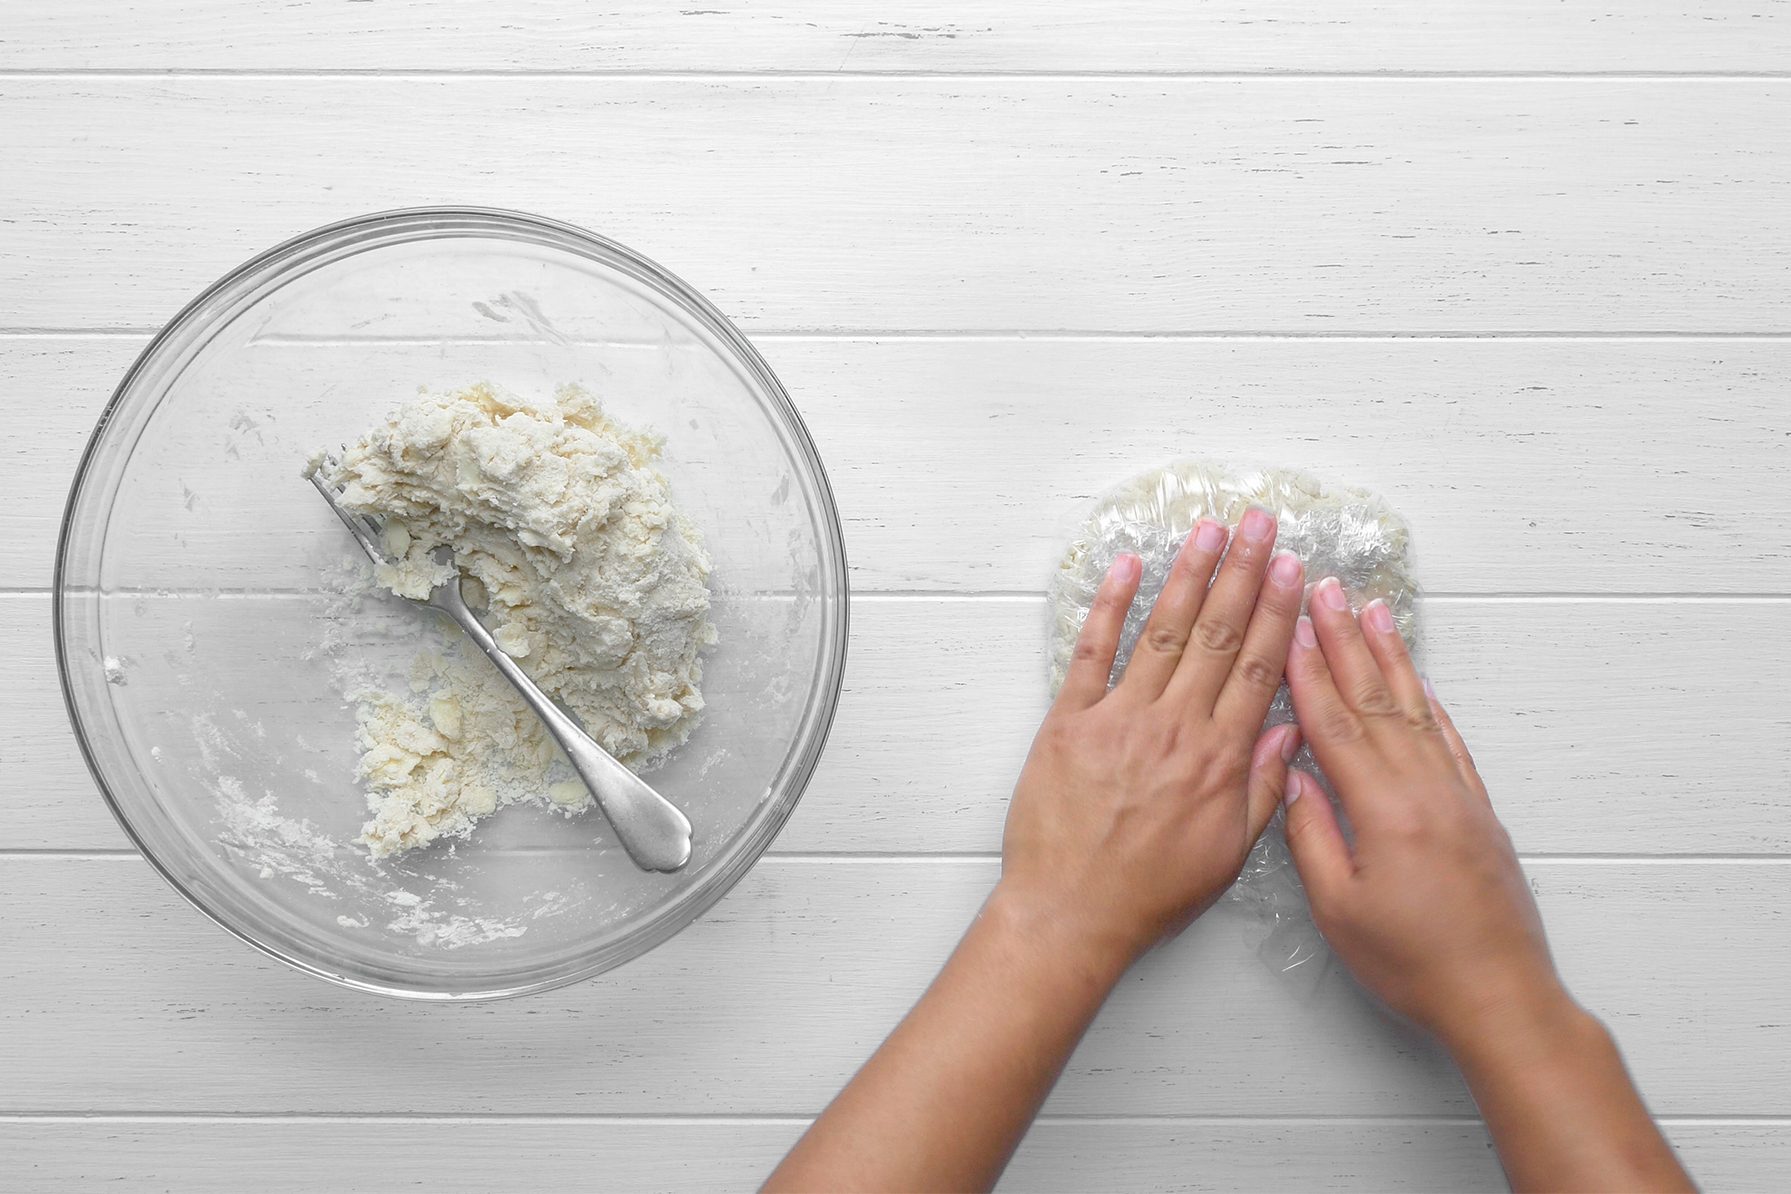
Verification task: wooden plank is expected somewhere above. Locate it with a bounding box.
[3,1117,1784,1193]
[6,1,1788,73]
[788,594,1791,856]
[0,857,1786,1116]
[3,80,1788,334]
[0,337,119,588]
[10,590,1790,854]
[7,336,1789,592]
[780,337,1791,593]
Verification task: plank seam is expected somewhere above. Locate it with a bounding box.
[6,851,1791,863]
[3,69,1791,80]
[7,329,1791,342]
[0,1111,1782,1124]
[9,590,1791,603]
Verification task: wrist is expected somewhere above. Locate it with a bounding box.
[982,882,1141,992]
[1441,977,1602,1079]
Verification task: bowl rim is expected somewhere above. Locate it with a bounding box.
[53,205,851,1001]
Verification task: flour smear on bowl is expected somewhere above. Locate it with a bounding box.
[310,382,717,858]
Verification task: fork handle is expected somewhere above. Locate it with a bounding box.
[436,593,694,873]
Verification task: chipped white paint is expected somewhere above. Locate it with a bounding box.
[3,81,1790,335]
[5,1,1789,73]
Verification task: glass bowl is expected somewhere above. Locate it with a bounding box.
[56,208,849,999]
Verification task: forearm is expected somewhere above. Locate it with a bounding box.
[763,886,1132,1193]
[1447,990,1694,1193]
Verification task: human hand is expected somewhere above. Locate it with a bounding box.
[1282,578,1569,1049]
[997,509,1307,969]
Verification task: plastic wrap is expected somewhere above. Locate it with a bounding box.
[1047,460,1421,975]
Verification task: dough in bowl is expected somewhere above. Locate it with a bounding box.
[312,382,717,859]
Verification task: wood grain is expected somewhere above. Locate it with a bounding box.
[9,5,1791,1188]
[4,80,1788,334]
[10,591,1788,854]
[4,1117,1785,1193]
[6,1,1789,73]
[6,336,1788,592]
[1,856,1786,1117]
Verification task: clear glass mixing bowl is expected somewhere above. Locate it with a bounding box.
[56,208,849,999]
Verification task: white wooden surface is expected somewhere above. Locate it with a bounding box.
[5,3,1790,1191]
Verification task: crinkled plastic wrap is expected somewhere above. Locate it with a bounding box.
[1047,460,1421,976]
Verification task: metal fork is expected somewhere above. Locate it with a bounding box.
[309,462,693,873]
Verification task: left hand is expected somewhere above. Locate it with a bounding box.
[997,508,1307,967]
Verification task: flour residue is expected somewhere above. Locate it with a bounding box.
[202,719,565,951]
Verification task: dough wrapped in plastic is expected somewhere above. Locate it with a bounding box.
[1047,460,1422,973]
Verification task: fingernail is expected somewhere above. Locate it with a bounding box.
[1191,519,1226,553]
[1364,599,1395,634]
[1284,771,1303,805]
[1317,576,1348,611]
[1110,553,1141,583]
[1278,725,1300,763]
[1423,675,1437,701]
[1269,550,1302,587]
[1240,507,1274,543]
[1293,616,1317,648]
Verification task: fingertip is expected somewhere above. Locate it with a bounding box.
[1293,615,1317,651]
[1060,552,1144,707]
[1362,598,1396,636]
[1192,518,1228,554]
[1239,505,1276,546]
[1286,618,1326,700]
[1251,721,1301,770]
[1246,725,1298,840]
[1279,722,1302,763]
[1268,549,1303,590]
[1281,771,1353,896]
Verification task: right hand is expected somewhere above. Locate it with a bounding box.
[1281,577,1571,1049]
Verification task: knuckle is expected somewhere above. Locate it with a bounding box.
[1284,807,1322,846]
[1141,623,1189,656]
[1192,618,1243,655]
[1291,634,1332,669]
[1233,653,1283,693]
[1146,718,1184,752]
[1198,753,1247,794]
[1262,576,1302,612]
[1189,765,1234,798]
[1223,541,1262,570]
[1351,683,1401,719]
[1290,647,1327,679]
[1403,706,1444,735]
[1316,707,1366,745]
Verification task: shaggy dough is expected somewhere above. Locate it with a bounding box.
[314,382,717,859]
